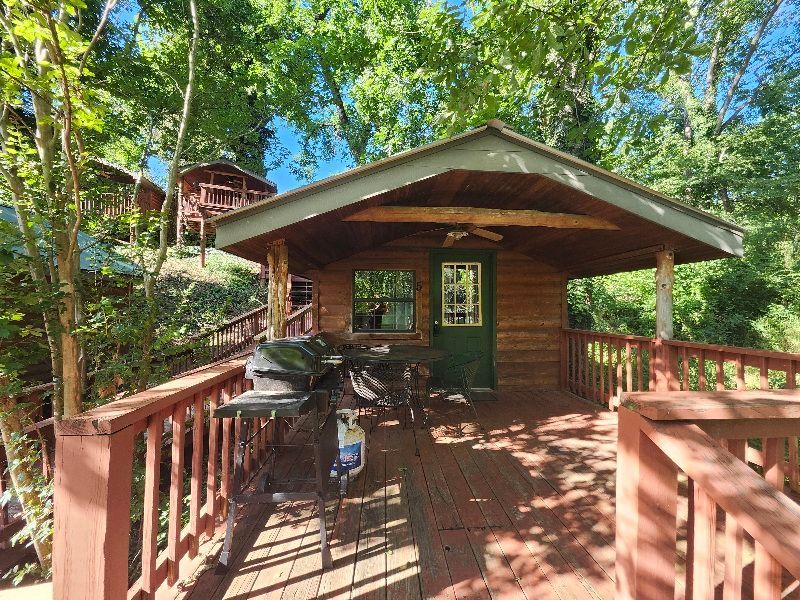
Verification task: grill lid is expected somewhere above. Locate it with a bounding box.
[246,335,340,378]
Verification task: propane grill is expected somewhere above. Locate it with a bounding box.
[245,333,343,395]
[215,333,346,573]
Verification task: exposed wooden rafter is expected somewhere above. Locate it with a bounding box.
[342,206,620,230]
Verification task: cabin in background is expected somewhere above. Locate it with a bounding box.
[80,158,166,223]
[177,160,277,266]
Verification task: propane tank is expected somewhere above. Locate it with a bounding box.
[331,409,366,479]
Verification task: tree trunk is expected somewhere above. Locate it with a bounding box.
[136,0,200,390]
[0,393,52,569]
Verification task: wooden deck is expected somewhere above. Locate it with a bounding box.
[179,391,618,600]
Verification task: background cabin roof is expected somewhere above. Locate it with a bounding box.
[0,205,140,275]
[90,157,165,196]
[212,120,744,278]
[180,159,277,191]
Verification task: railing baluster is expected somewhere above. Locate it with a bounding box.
[716,353,725,390]
[760,356,769,390]
[681,347,690,391]
[206,384,220,537]
[220,379,233,519]
[754,438,784,600]
[736,355,746,390]
[142,412,164,597]
[698,349,706,391]
[722,438,746,600]
[607,338,613,409]
[168,400,187,585]
[189,391,204,557]
[625,340,632,393]
[687,477,717,599]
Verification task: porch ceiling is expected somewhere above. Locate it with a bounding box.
[216,169,739,277]
[213,121,744,277]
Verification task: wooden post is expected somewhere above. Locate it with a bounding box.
[53,427,135,600]
[615,407,679,600]
[560,275,569,390]
[655,250,674,340]
[655,250,678,391]
[199,216,206,268]
[266,240,289,339]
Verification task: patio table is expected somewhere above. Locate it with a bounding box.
[339,344,451,419]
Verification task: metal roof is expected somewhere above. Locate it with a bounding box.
[1,204,140,275]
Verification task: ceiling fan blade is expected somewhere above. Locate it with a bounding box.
[442,234,455,247]
[469,226,503,242]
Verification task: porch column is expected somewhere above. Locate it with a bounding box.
[266,239,289,339]
[655,250,674,340]
[654,250,678,391]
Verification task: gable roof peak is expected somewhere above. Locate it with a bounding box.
[486,118,507,131]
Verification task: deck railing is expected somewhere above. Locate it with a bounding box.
[197,183,273,211]
[80,192,137,217]
[562,329,800,409]
[563,329,800,492]
[52,357,266,599]
[165,303,312,376]
[616,393,800,599]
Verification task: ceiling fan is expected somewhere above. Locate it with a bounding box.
[441,226,503,247]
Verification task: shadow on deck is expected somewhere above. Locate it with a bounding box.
[177,391,618,600]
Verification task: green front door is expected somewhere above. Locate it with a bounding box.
[430,249,495,389]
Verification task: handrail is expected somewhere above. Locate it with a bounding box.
[165,303,313,376]
[53,357,273,599]
[616,396,800,599]
[561,329,799,410]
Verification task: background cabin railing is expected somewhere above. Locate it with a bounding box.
[197,183,273,211]
[616,394,800,600]
[80,192,137,217]
[52,357,267,599]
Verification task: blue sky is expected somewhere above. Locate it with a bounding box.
[267,119,349,192]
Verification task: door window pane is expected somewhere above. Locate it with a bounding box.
[441,263,482,326]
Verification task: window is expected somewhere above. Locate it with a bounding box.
[442,262,482,326]
[353,270,415,332]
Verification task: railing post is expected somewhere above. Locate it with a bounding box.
[616,407,679,600]
[53,426,135,600]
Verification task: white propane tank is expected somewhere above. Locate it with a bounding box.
[331,409,366,479]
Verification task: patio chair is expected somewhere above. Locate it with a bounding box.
[427,352,483,431]
[337,344,370,395]
[348,360,416,429]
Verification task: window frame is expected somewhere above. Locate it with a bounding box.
[441,262,483,327]
[351,269,417,333]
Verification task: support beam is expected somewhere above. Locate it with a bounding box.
[199,216,206,268]
[266,239,289,339]
[655,250,674,340]
[343,205,620,230]
[654,249,678,391]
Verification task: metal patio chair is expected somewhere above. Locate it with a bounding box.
[428,352,483,431]
[348,360,416,429]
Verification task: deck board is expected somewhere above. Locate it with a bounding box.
[181,391,621,600]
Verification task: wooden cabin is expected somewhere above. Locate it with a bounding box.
[212,119,744,393]
[177,160,277,266]
[49,122,800,600]
[81,158,166,220]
